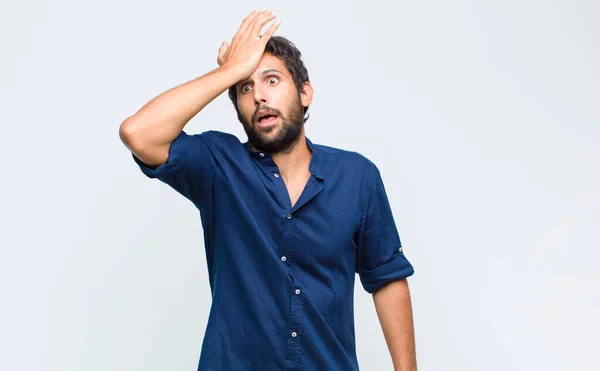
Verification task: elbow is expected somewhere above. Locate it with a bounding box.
[119,118,141,150]
[118,118,169,167]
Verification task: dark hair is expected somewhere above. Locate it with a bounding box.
[227,36,311,122]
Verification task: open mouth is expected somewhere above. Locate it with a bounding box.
[256,112,279,127]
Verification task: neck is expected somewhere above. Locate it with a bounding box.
[269,129,312,178]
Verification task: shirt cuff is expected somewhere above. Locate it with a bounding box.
[358,250,415,294]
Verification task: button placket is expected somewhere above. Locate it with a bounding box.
[280,212,294,265]
[279,200,303,366]
[285,281,305,368]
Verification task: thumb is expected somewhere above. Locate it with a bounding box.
[219,41,228,53]
[217,41,228,65]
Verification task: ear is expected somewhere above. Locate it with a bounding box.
[300,81,313,108]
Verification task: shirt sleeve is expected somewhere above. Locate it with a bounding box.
[355,163,414,294]
[131,130,215,206]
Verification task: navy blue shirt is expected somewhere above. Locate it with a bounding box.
[132,130,414,371]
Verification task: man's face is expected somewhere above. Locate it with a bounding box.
[235,53,311,154]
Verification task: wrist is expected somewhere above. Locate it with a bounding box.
[216,63,247,86]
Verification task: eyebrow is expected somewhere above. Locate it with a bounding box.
[238,69,283,86]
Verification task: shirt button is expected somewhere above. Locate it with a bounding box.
[295,289,301,295]
[291,332,297,337]
[281,256,287,262]
[259,153,265,157]
[274,173,280,178]
[286,214,292,219]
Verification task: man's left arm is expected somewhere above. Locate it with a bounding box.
[354,162,417,370]
[373,278,417,371]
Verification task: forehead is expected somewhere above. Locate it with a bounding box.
[243,53,290,81]
[256,53,287,71]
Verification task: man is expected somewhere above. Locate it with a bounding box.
[119,9,417,371]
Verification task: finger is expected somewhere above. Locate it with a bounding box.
[252,11,276,36]
[239,9,261,33]
[218,41,228,56]
[259,18,282,43]
[249,10,276,39]
[232,9,261,43]
[217,41,228,65]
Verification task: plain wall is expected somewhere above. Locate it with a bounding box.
[1,0,598,370]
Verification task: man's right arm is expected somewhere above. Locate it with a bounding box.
[118,9,280,168]
[118,66,241,167]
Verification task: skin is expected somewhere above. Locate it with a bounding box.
[373,279,418,371]
[234,52,314,207]
[235,53,310,155]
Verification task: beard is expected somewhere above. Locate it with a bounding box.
[241,94,305,155]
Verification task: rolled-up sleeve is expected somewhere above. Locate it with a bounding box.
[131,130,215,205]
[355,163,414,294]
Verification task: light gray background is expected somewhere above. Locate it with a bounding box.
[1,0,598,370]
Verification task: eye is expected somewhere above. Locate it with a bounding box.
[267,76,279,85]
[241,85,252,93]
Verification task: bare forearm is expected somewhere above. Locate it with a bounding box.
[120,65,241,149]
[373,278,417,371]
[119,9,281,167]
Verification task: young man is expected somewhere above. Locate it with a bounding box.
[119,9,417,371]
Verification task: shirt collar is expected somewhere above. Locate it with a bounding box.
[245,136,324,180]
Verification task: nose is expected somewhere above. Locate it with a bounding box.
[253,84,268,106]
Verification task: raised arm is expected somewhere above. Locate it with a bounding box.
[118,9,281,167]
